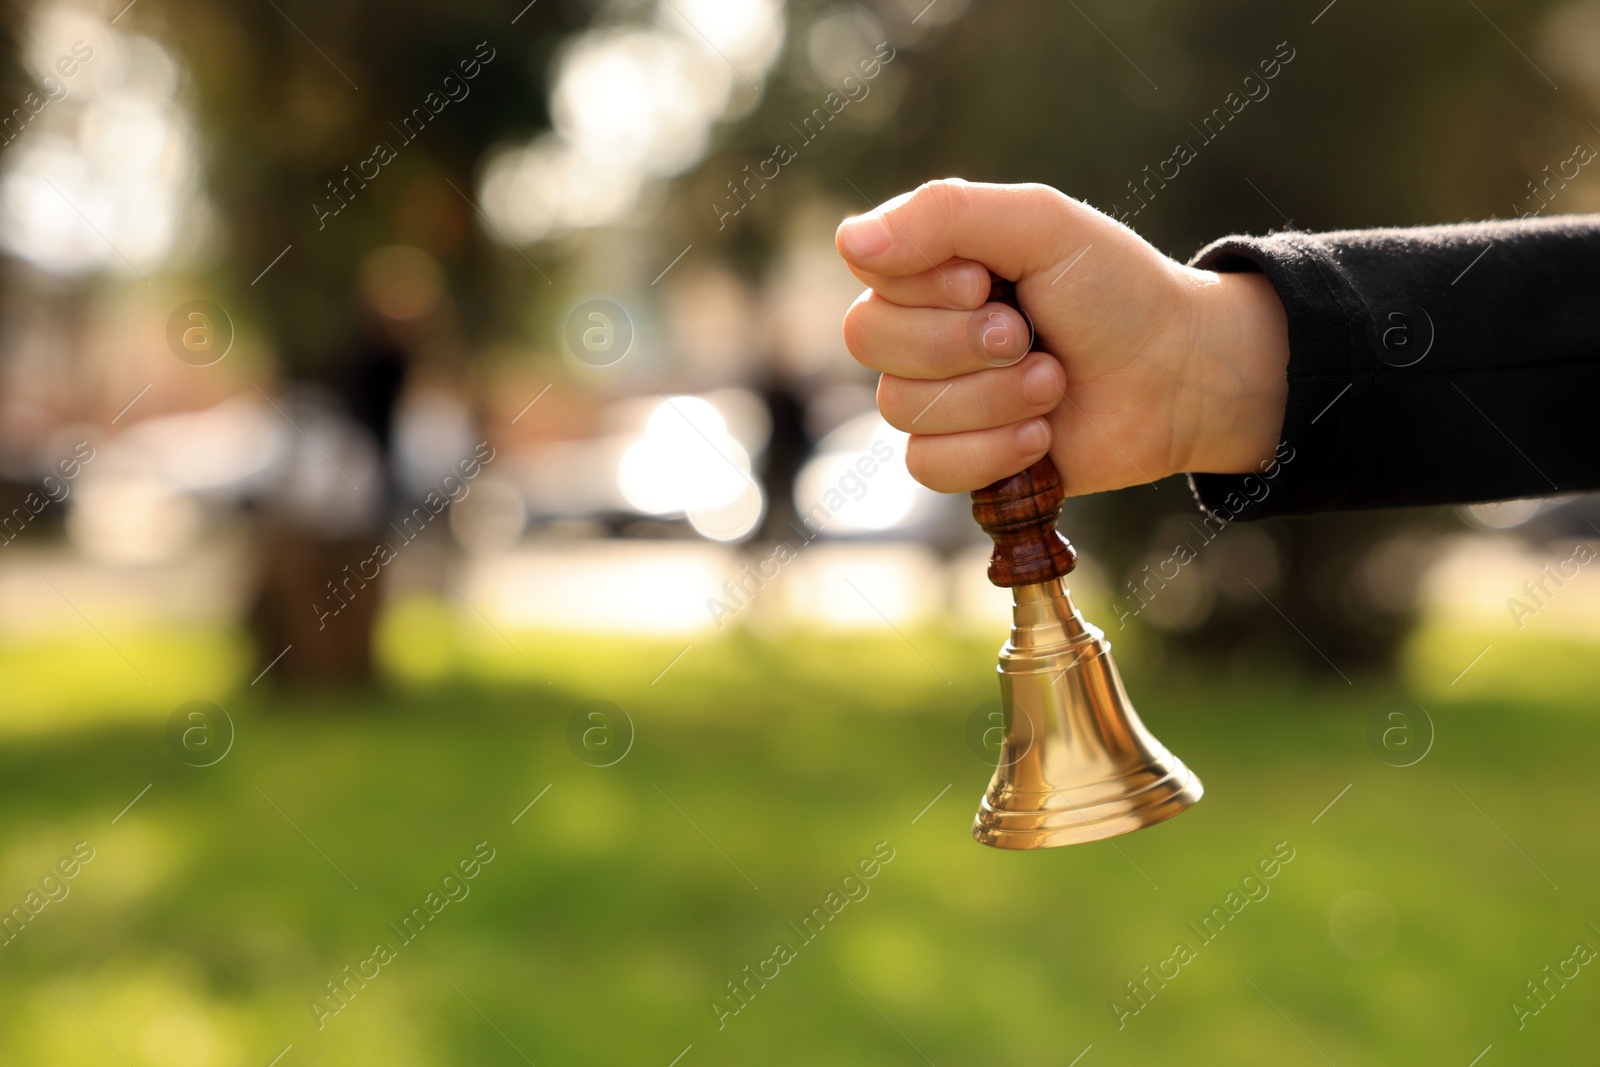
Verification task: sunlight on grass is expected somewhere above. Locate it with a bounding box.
[1402,620,1600,709]
[0,607,1596,1065]
[375,593,997,718]
[0,627,249,736]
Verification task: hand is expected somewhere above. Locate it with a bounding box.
[835,179,1290,495]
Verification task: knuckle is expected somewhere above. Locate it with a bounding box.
[902,437,945,491]
[1018,181,1073,216]
[841,292,876,365]
[1018,182,1086,238]
[918,178,968,226]
[875,376,912,431]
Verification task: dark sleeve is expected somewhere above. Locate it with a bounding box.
[1183,214,1600,520]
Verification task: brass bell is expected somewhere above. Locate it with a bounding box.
[967,277,1202,849]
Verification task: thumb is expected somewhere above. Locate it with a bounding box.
[835,179,1101,282]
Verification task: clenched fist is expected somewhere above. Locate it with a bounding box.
[836,179,1290,495]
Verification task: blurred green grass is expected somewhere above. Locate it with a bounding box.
[0,610,1596,1066]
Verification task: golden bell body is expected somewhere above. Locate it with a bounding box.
[972,579,1204,849]
[964,278,1203,850]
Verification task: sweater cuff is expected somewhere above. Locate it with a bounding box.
[1183,233,1372,521]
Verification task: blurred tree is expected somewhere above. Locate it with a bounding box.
[152,0,581,368]
[107,0,1594,679]
[111,0,591,684]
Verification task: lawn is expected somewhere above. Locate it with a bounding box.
[0,611,1595,1066]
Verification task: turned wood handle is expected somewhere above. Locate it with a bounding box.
[970,274,1077,588]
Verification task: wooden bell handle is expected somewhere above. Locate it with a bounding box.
[970,274,1077,588]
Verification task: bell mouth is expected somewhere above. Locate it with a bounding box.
[972,758,1203,849]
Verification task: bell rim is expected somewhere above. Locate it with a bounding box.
[981,753,1198,807]
[971,767,1204,850]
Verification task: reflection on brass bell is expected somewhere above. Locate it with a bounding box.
[967,278,1202,850]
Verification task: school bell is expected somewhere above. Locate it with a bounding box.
[969,279,1202,849]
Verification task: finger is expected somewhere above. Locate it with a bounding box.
[905,418,1053,494]
[843,290,1032,378]
[835,179,1104,280]
[845,257,990,310]
[877,352,1064,435]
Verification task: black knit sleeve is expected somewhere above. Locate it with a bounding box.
[1183,214,1600,520]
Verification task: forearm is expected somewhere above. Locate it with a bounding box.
[1182,214,1600,519]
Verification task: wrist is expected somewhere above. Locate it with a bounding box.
[1176,268,1290,474]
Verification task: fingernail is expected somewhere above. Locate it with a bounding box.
[1015,418,1049,455]
[955,263,989,305]
[981,312,1016,357]
[1023,359,1058,404]
[838,213,892,258]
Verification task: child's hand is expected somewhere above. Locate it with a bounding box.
[836,180,1290,495]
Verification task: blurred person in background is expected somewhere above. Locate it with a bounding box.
[250,245,476,686]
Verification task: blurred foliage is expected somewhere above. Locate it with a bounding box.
[0,620,1595,1064]
[81,0,1579,678]
[150,0,583,372]
[80,0,1590,374]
